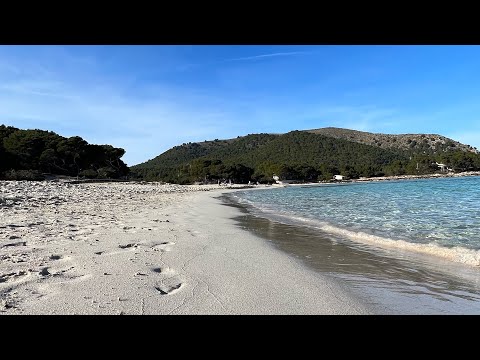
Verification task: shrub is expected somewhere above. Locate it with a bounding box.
[97,167,117,179]
[79,169,98,178]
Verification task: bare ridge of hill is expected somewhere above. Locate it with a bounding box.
[305,127,478,154]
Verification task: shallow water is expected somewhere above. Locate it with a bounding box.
[223,177,480,314]
[230,177,480,267]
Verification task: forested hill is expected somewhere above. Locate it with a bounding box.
[135,133,278,170]
[130,129,480,184]
[4,124,478,183]
[0,125,129,180]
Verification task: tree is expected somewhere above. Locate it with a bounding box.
[0,126,131,180]
[39,148,65,174]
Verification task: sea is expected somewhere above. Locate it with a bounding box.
[225,176,480,314]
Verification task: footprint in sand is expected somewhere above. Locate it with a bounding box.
[39,265,80,279]
[151,242,175,252]
[155,282,183,295]
[153,265,183,295]
[39,267,51,277]
[151,267,175,276]
[47,254,73,264]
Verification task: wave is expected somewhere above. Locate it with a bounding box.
[318,222,480,267]
[228,193,480,267]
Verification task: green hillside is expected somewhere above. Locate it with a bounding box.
[3,124,477,183]
[130,128,480,184]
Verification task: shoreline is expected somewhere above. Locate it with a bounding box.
[351,170,480,183]
[2,169,479,188]
[0,181,370,314]
[226,179,480,269]
[281,170,480,187]
[221,192,480,314]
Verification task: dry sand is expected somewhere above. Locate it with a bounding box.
[0,181,370,315]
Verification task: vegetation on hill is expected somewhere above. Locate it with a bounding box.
[3,124,478,184]
[0,125,129,180]
[131,129,480,184]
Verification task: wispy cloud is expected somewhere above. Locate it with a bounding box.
[175,50,314,72]
[224,51,313,62]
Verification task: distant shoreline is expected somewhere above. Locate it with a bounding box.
[350,170,480,183]
[268,171,480,188]
[2,170,480,187]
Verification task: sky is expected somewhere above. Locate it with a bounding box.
[1,45,480,166]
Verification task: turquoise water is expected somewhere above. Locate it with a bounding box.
[231,176,480,267]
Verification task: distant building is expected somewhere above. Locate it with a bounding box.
[333,175,345,181]
[435,162,447,172]
[272,174,295,185]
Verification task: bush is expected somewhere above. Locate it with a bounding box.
[79,169,98,179]
[97,167,117,179]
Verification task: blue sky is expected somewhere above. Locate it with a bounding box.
[1,45,479,166]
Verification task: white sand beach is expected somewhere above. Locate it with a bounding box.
[0,181,370,315]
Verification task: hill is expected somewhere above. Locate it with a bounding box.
[305,127,478,155]
[130,127,480,184]
[0,125,129,180]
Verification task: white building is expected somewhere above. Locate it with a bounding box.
[333,175,344,181]
[435,162,447,172]
[272,174,295,185]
